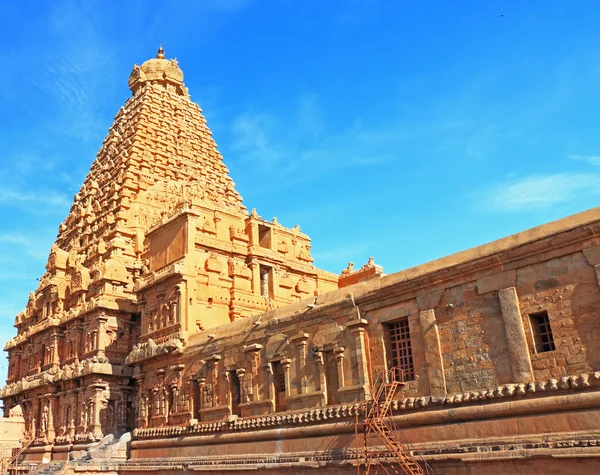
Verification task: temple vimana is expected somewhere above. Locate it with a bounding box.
[2,47,600,475]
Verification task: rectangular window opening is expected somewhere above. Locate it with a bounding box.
[258,224,272,249]
[530,310,555,353]
[387,319,415,381]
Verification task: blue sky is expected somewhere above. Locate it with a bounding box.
[2,0,600,379]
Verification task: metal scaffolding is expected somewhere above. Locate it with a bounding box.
[357,367,433,475]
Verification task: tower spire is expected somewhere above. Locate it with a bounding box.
[157,43,164,59]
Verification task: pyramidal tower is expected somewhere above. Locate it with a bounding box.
[1,48,340,444]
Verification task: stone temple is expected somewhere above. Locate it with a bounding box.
[2,48,600,474]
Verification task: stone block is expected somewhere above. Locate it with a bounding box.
[583,246,600,266]
[477,270,517,295]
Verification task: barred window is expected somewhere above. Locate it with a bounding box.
[387,319,415,381]
[530,311,555,353]
[277,373,286,393]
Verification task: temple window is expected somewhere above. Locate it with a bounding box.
[229,370,242,417]
[258,224,272,249]
[272,361,286,412]
[40,344,46,368]
[529,311,555,353]
[386,319,415,381]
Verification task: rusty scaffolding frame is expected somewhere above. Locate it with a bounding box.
[356,367,433,475]
[1,430,34,475]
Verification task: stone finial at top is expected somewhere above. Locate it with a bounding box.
[128,46,187,96]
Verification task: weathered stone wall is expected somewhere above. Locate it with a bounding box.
[127,207,600,472]
[0,416,24,459]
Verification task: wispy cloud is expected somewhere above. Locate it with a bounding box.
[0,188,70,214]
[228,94,399,187]
[16,1,119,141]
[478,172,600,212]
[0,233,52,261]
[568,154,600,166]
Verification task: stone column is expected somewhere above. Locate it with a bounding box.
[236,368,248,403]
[314,351,327,395]
[291,334,309,394]
[499,287,534,383]
[249,258,260,295]
[51,333,61,368]
[76,389,85,434]
[46,396,55,443]
[223,371,231,407]
[135,377,146,428]
[281,358,292,397]
[96,315,108,357]
[265,363,275,411]
[346,319,371,395]
[92,385,104,437]
[171,385,179,414]
[334,346,346,389]
[187,378,196,418]
[419,309,447,397]
[244,345,262,401]
[198,377,206,409]
[74,325,83,360]
[67,391,76,437]
[31,396,40,438]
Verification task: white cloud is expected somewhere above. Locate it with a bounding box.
[568,154,600,166]
[0,234,52,261]
[0,188,70,212]
[481,172,600,211]
[228,94,398,186]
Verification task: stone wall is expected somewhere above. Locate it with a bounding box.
[128,207,600,472]
[0,416,24,459]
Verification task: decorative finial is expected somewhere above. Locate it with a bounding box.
[157,42,165,59]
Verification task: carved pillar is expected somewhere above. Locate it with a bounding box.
[76,389,86,434]
[291,334,309,394]
[173,285,182,324]
[236,368,248,403]
[135,377,146,428]
[163,387,169,419]
[67,391,76,437]
[346,319,370,395]
[265,362,275,411]
[281,358,292,397]
[419,309,447,397]
[249,258,260,295]
[244,344,262,401]
[151,388,159,417]
[223,371,231,407]
[314,351,326,395]
[97,315,108,357]
[187,378,195,418]
[499,287,534,383]
[57,392,66,436]
[91,385,104,437]
[51,333,61,367]
[171,385,179,414]
[334,346,345,389]
[74,325,83,360]
[205,356,221,407]
[198,377,206,409]
[46,396,55,443]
